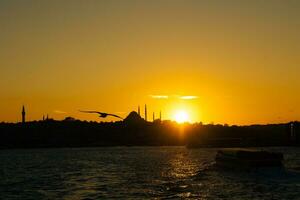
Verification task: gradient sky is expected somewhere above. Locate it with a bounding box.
[0,0,300,124]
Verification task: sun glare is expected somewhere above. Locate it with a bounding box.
[174,110,189,123]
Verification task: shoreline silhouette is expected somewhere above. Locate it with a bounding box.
[0,111,299,149]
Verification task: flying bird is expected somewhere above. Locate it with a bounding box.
[79,110,123,120]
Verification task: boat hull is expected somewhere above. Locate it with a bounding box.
[215,149,284,168]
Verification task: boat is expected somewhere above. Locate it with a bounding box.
[215,148,284,168]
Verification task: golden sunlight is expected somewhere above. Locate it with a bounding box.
[173,110,190,123]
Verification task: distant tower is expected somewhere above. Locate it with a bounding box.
[138,105,140,116]
[153,112,155,122]
[160,111,162,121]
[144,104,147,121]
[291,123,297,144]
[43,115,45,121]
[46,114,49,121]
[22,105,26,123]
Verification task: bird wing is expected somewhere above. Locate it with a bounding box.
[79,110,103,114]
[79,110,123,119]
[107,113,123,119]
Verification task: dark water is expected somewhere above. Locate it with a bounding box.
[1,147,300,200]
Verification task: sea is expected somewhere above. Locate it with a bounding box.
[0,147,300,200]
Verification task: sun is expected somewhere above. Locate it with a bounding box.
[173,110,190,123]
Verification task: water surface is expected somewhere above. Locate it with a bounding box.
[1,147,300,199]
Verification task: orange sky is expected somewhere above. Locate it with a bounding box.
[0,0,300,124]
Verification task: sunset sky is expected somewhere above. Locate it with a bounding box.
[0,0,299,124]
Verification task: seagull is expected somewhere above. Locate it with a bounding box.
[79,110,123,120]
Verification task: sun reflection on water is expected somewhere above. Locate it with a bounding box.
[165,150,199,179]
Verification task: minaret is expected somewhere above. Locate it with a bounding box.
[43,115,45,121]
[160,110,162,121]
[22,105,26,123]
[153,112,155,122]
[144,104,147,121]
[138,105,140,116]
